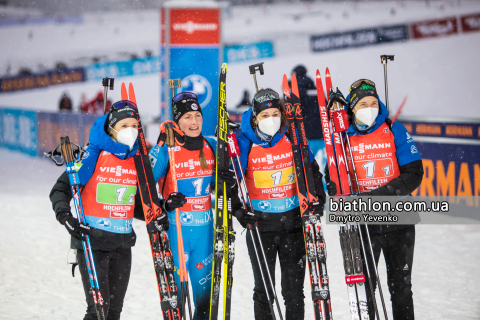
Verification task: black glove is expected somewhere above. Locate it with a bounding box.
[64,216,91,241]
[324,164,338,196]
[154,212,170,232]
[217,167,236,188]
[163,192,187,212]
[326,180,337,196]
[308,201,325,217]
[233,207,259,228]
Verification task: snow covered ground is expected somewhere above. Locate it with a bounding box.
[1,148,480,319]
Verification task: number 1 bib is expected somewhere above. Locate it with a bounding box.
[347,122,400,193]
[246,135,299,213]
[81,151,137,234]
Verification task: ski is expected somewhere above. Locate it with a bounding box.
[318,71,370,320]
[121,83,181,320]
[46,137,107,320]
[210,63,234,320]
[324,68,350,195]
[283,74,331,320]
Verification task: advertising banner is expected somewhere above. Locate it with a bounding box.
[410,16,458,39]
[310,24,408,52]
[224,41,275,63]
[0,108,37,156]
[162,2,221,136]
[0,68,85,93]
[460,12,480,33]
[36,112,96,157]
[86,56,160,81]
[398,117,480,198]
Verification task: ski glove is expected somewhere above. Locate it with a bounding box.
[326,180,337,196]
[154,212,170,232]
[234,207,258,228]
[157,120,185,147]
[217,167,236,188]
[163,192,187,212]
[64,216,92,241]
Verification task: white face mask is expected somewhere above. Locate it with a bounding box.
[112,127,138,149]
[257,116,281,136]
[355,107,378,127]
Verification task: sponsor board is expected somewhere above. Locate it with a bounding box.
[224,41,275,63]
[86,56,160,80]
[0,68,84,93]
[460,13,480,33]
[310,24,408,52]
[0,108,37,156]
[169,8,220,45]
[411,16,458,39]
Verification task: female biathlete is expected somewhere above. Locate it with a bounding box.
[232,88,326,320]
[148,92,235,320]
[329,80,423,320]
[49,101,169,320]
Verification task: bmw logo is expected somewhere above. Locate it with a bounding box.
[181,212,194,224]
[97,219,111,229]
[258,201,271,211]
[178,75,212,107]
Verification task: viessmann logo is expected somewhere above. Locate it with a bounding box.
[353,143,391,154]
[173,21,218,34]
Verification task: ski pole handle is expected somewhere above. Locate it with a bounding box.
[380,55,394,112]
[332,109,349,133]
[248,62,264,93]
[102,78,114,115]
[168,79,181,104]
[60,136,75,163]
[227,134,240,157]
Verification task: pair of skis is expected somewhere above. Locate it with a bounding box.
[282,74,333,320]
[121,83,182,320]
[210,63,235,320]
[316,69,385,320]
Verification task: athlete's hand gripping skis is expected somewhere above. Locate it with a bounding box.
[282,74,332,320]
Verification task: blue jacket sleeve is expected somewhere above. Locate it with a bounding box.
[391,122,422,166]
[77,144,101,186]
[149,143,170,183]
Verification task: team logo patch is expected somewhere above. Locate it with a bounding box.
[96,218,111,229]
[411,145,418,154]
[258,201,271,211]
[384,128,389,133]
[181,212,193,224]
[191,103,199,110]
[195,262,205,270]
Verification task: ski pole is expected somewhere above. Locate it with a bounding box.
[380,55,394,112]
[102,78,114,115]
[227,132,284,320]
[52,137,106,320]
[165,123,192,320]
[249,62,264,93]
[344,135,389,320]
[168,79,182,105]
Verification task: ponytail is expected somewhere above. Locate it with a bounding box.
[199,148,208,171]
